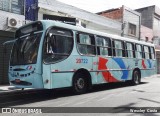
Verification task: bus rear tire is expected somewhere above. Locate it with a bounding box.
[132,70,141,85]
[72,73,87,94]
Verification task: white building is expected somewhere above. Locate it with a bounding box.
[0,0,122,35]
[0,0,25,31]
[0,0,25,84]
[38,0,122,35]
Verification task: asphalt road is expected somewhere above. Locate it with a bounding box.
[1,75,160,115]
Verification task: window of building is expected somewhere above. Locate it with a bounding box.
[96,36,112,56]
[135,44,143,59]
[128,23,136,36]
[77,33,96,55]
[0,0,24,15]
[126,42,134,58]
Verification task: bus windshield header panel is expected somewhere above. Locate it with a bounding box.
[15,21,43,38]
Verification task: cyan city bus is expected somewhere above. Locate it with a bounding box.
[9,20,156,94]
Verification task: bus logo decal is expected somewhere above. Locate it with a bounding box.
[26,66,32,70]
[98,57,119,82]
[76,58,88,64]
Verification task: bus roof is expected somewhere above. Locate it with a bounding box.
[24,20,155,47]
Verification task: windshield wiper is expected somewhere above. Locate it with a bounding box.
[52,53,69,56]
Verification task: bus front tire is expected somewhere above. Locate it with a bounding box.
[132,70,141,85]
[72,73,87,94]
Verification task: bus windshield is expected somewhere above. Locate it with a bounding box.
[10,32,42,65]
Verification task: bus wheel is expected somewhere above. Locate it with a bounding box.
[72,73,87,94]
[132,70,141,85]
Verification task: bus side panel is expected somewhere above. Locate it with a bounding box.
[91,56,98,84]
[51,60,73,89]
[91,56,130,84]
[43,64,51,89]
[111,58,129,81]
[94,57,131,84]
[51,73,73,89]
[126,58,135,80]
[95,57,123,83]
[152,60,157,75]
[50,55,93,89]
[141,59,156,78]
[95,57,115,84]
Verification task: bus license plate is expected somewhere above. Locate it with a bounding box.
[15,79,20,83]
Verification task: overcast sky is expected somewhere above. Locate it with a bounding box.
[57,0,160,13]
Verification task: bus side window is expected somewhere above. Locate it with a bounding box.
[43,27,73,63]
[96,36,112,56]
[135,44,143,59]
[112,40,115,56]
[44,34,52,54]
[45,34,56,54]
[150,47,155,59]
[126,42,134,58]
[122,41,126,57]
[77,33,96,55]
[133,44,135,58]
[113,40,123,57]
[144,46,150,59]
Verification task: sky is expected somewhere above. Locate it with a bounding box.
[57,0,160,13]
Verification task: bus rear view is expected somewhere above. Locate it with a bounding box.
[9,21,44,89]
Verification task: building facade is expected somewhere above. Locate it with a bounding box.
[141,25,153,42]
[136,5,160,73]
[97,5,141,40]
[136,6,160,42]
[0,0,25,84]
[0,0,25,30]
[38,0,122,35]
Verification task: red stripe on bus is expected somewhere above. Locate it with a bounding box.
[98,57,119,82]
[142,60,146,69]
